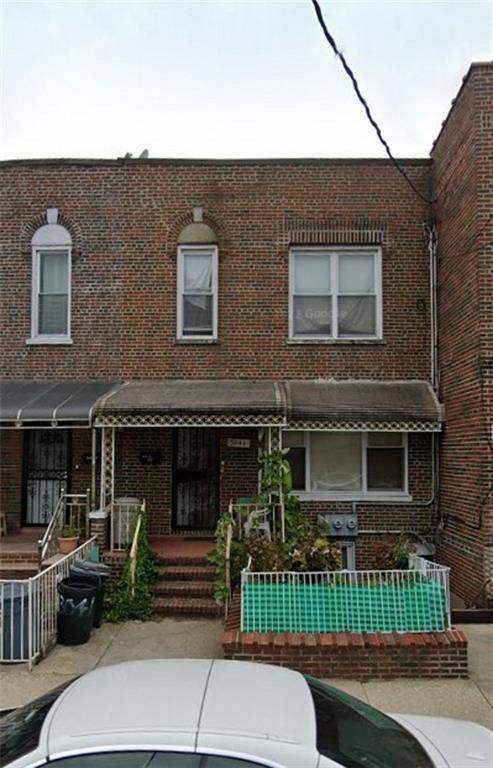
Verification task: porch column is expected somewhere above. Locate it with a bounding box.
[100,426,115,511]
[90,427,97,509]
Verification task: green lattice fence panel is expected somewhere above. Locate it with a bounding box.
[242,579,448,633]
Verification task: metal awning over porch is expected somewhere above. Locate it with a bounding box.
[285,380,443,432]
[94,379,285,427]
[93,379,442,432]
[0,381,118,426]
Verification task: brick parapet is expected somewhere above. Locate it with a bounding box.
[222,628,468,680]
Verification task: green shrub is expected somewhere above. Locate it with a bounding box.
[104,512,159,622]
[373,536,412,570]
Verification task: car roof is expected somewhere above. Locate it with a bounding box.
[42,659,318,767]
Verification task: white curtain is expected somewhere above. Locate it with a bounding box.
[311,433,362,491]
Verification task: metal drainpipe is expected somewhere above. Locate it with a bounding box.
[425,222,439,392]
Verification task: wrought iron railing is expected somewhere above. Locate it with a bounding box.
[38,490,90,567]
[241,555,451,634]
[0,536,97,666]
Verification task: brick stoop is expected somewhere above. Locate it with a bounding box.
[152,558,222,618]
[0,563,39,579]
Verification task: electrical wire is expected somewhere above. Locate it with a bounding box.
[310,0,436,206]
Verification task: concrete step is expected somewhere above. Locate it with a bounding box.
[152,596,222,617]
[154,580,214,598]
[158,565,216,582]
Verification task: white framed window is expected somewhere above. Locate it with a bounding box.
[177,245,218,340]
[283,430,409,500]
[289,247,382,340]
[28,213,72,344]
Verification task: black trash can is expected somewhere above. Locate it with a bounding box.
[69,561,110,628]
[57,578,97,646]
[1,583,30,661]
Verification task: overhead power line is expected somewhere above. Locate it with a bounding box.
[310,0,436,206]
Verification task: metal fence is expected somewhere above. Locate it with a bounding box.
[241,555,451,634]
[0,536,97,667]
[38,491,90,566]
[109,498,141,551]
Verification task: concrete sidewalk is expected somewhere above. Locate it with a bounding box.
[1,620,491,730]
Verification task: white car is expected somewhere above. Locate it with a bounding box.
[0,659,491,768]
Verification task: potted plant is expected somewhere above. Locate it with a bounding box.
[57,524,80,554]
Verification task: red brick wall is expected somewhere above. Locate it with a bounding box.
[0,159,431,382]
[432,64,493,604]
[115,428,173,536]
[0,430,23,532]
[219,428,259,514]
[223,629,468,680]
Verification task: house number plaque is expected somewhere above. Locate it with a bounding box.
[226,438,251,449]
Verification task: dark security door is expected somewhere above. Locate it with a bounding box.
[23,430,70,525]
[172,428,219,530]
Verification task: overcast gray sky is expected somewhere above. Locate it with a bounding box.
[1,0,491,160]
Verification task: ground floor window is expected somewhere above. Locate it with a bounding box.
[283,431,408,499]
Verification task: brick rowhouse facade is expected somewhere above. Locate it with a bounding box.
[0,62,491,602]
[431,62,493,606]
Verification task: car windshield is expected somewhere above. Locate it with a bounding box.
[306,677,434,768]
[0,680,75,767]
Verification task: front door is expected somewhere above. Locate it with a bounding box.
[172,428,219,531]
[23,429,70,525]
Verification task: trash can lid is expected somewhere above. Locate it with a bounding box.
[72,559,111,574]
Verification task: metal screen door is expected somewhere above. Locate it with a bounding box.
[24,429,70,525]
[172,428,219,530]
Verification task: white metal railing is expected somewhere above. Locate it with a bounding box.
[1,536,97,667]
[38,490,90,567]
[240,555,451,634]
[109,497,141,551]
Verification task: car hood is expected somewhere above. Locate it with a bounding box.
[392,714,493,768]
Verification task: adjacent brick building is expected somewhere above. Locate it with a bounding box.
[431,62,493,605]
[0,61,491,604]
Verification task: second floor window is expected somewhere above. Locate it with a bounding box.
[29,213,72,344]
[177,245,218,339]
[34,249,70,337]
[289,247,382,340]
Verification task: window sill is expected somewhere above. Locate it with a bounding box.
[175,338,219,345]
[295,492,412,503]
[26,337,73,346]
[287,338,385,346]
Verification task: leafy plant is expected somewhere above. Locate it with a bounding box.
[59,525,80,538]
[290,530,342,572]
[373,536,412,570]
[245,534,287,572]
[104,511,159,622]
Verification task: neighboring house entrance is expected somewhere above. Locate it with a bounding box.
[23,429,70,525]
[172,428,219,531]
